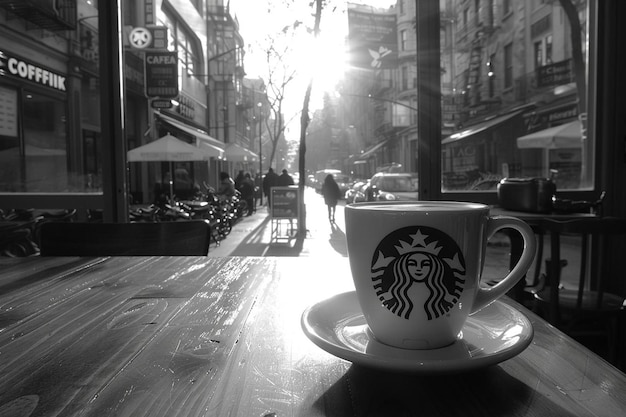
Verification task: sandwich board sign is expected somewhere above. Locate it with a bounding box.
[270,186,299,219]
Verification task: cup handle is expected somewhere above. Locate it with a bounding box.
[472,216,536,313]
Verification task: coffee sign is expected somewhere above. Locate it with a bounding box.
[0,50,66,92]
[144,51,178,98]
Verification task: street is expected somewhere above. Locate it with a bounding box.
[208,187,584,294]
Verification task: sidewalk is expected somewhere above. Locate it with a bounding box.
[206,187,348,258]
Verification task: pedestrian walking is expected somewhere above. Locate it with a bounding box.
[239,172,255,216]
[277,169,294,186]
[254,172,262,210]
[262,167,279,208]
[234,170,245,190]
[321,174,342,223]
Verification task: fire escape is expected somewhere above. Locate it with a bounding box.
[466,34,483,109]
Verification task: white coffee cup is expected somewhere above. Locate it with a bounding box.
[345,201,536,350]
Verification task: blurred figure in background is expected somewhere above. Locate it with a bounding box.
[239,172,255,216]
[234,170,245,190]
[277,168,294,186]
[254,172,263,209]
[216,171,236,199]
[321,174,341,223]
[262,167,278,208]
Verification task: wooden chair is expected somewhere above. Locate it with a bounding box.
[533,217,626,364]
[39,221,210,256]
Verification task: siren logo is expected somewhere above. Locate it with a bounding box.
[371,226,467,320]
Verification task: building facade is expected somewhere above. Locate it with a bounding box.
[0,0,268,208]
[307,0,587,192]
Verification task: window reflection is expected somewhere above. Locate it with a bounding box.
[441,0,592,192]
[23,92,68,191]
[0,0,596,210]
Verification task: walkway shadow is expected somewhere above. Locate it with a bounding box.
[329,222,348,257]
[264,235,305,256]
[227,216,305,257]
[227,216,273,256]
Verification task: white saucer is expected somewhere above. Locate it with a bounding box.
[301,291,533,373]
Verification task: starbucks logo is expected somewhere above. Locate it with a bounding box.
[371,226,467,320]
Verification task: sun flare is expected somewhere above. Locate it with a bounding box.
[295,30,347,98]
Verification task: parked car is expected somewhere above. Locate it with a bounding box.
[366,172,419,201]
[334,174,351,198]
[350,181,371,203]
[345,181,366,202]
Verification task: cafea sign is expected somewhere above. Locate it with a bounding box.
[0,51,66,92]
[144,51,178,98]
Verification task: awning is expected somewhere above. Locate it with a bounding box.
[516,120,582,149]
[198,140,224,158]
[156,112,225,151]
[357,138,392,160]
[442,111,523,145]
[223,143,258,162]
[0,145,66,157]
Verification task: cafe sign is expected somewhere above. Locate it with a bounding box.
[536,59,572,88]
[144,51,178,98]
[0,50,66,92]
[151,99,173,109]
[124,26,168,51]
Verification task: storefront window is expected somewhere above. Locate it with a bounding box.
[0,0,101,201]
[23,91,69,192]
[0,85,20,191]
[0,87,73,192]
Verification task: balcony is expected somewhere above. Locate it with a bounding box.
[0,0,77,31]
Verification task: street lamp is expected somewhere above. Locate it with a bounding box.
[257,101,263,205]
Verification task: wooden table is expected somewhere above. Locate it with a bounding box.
[1,256,625,416]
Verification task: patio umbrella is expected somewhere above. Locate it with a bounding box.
[127,133,220,161]
[223,143,258,162]
[127,134,219,201]
[516,120,582,149]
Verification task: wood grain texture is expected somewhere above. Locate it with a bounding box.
[1,256,625,417]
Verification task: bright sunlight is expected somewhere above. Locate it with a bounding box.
[233,0,395,111]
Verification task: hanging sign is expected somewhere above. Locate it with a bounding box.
[0,50,66,92]
[347,6,398,69]
[151,99,173,109]
[144,51,178,98]
[126,26,168,50]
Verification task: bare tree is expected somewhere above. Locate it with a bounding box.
[262,37,298,169]
[250,0,326,234]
